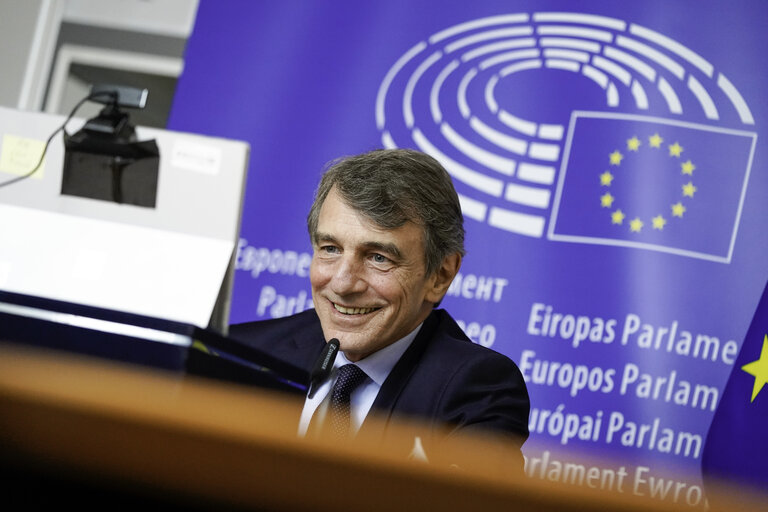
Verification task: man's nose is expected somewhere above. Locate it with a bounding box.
[330,256,367,295]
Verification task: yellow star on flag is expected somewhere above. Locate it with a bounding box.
[671,202,686,217]
[652,215,667,230]
[669,142,684,157]
[649,133,663,148]
[611,209,625,225]
[600,171,614,186]
[627,136,641,151]
[742,334,768,402]
[681,160,696,175]
[609,150,623,165]
[600,192,615,208]
[629,218,643,232]
[682,182,697,197]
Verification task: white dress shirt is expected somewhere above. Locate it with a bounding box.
[298,324,422,437]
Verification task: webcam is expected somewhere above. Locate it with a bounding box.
[89,84,148,109]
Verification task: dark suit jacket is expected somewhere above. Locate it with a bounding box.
[230,308,530,459]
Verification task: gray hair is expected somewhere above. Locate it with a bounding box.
[307,148,465,275]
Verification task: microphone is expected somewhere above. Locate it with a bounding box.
[307,338,340,399]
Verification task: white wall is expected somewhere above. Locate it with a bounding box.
[0,0,63,110]
[0,0,198,118]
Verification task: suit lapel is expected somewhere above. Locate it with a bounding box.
[360,310,442,438]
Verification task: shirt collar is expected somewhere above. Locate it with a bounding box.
[334,323,423,387]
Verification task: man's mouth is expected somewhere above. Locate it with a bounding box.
[333,303,380,315]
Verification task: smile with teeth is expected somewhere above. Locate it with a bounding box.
[333,303,380,315]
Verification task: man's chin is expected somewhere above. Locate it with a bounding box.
[323,331,378,361]
[326,331,367,349]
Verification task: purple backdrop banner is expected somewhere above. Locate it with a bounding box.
[168,1,768,506]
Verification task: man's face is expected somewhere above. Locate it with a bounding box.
[310,187,442,361]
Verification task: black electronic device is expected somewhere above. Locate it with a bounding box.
[89,83,148,109]
[308,338,340,398]
[62,84,159,207]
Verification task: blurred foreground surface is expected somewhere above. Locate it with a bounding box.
[0,342,763,512]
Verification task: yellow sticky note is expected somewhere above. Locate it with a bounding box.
[0,134,46,179]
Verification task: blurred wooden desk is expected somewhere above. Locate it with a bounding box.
[0,342,757,511]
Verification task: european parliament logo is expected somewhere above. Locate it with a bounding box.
[549,113,756,263]
[376,11,757,262]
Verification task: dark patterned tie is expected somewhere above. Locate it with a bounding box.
[327,364,368,438]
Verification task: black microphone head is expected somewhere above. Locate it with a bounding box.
[307,338,340,398]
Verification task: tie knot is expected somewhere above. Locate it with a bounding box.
[333,364,368,396]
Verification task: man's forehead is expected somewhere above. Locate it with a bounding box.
[320,190,401,230]
[317,202,423,247]
[314,220,422,247]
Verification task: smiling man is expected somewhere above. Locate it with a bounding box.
[309,183,459,363]
[230,149,529,457]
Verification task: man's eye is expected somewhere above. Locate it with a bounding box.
[320,245,339,254]
[372,253,390,264]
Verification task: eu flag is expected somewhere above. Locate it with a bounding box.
[549,112,756,263]
[702,280,768,500]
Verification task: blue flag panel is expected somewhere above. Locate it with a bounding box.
[702,280,768,492]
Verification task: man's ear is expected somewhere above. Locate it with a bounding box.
[425,252,462,304]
